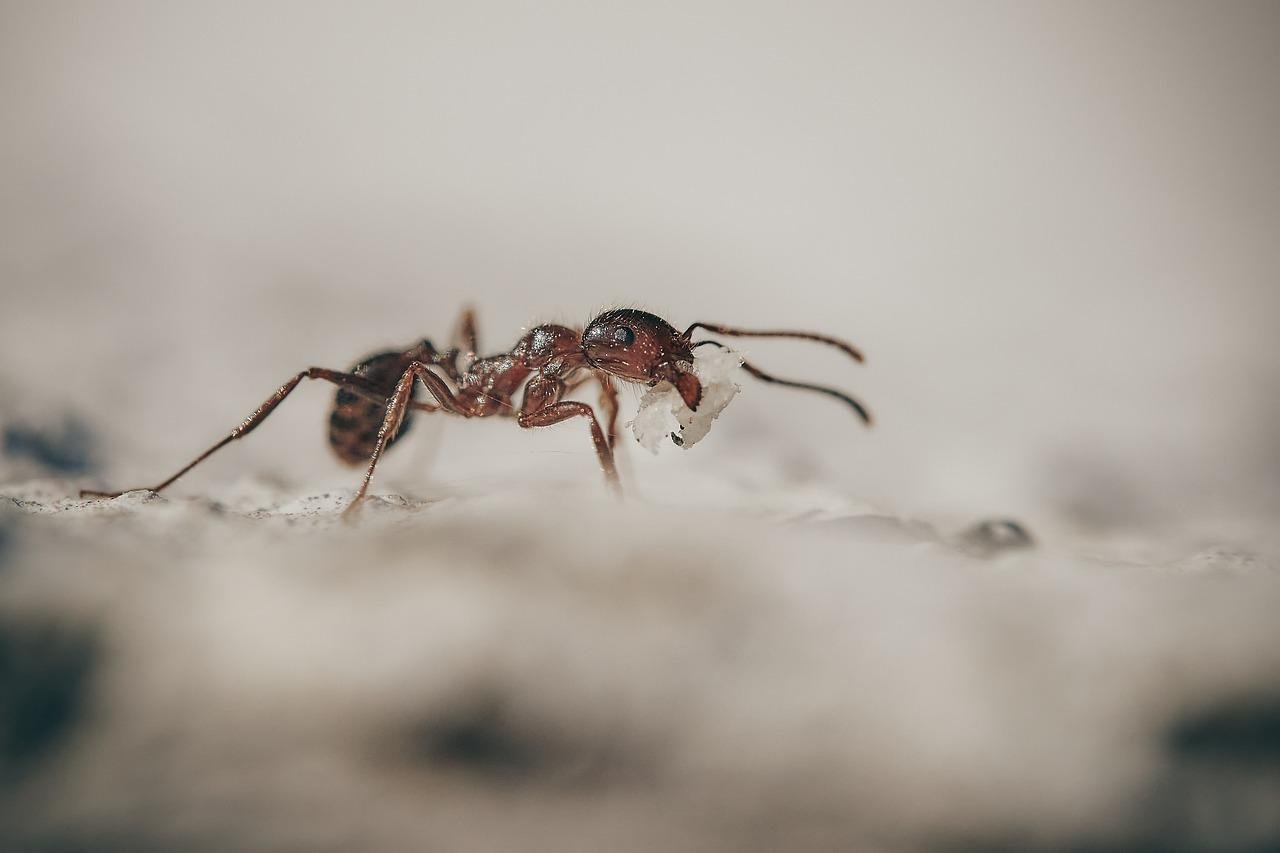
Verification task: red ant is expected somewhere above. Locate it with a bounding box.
[83,307,870,514]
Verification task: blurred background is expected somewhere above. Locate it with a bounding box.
[3,0,1278,534]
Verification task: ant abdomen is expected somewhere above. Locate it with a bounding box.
[328,350,416,466]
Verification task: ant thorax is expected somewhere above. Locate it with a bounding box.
[516,324,584,379]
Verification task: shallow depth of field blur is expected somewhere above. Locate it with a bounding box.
[2,3,1279,851]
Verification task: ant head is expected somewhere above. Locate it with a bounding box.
[582,308,702,410]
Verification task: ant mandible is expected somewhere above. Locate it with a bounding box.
[83,307,871,514]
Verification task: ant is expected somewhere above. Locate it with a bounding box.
[83,307,870,514]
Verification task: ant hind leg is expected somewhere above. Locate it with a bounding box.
[81,367,391,499]
[343,362,471,517]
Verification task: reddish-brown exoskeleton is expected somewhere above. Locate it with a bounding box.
[83,307,870,514]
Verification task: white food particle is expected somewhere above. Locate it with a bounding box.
[628,347,743,453]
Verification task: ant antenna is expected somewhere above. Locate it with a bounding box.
[684,322,864,363]
[692,340,872,426]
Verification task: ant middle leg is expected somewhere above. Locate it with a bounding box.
[455,306,479,362]
[81,367,393,499]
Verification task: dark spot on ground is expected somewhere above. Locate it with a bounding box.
[0,620,97,778]
[3,416,98,475]
[394,691,624,786]
[958,518,1034,556]
[1169,698,1280,763]
[404,696,543,778]
[0,517,12,567]
[1113,698,1280,851]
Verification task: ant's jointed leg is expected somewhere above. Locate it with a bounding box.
[82,367,396,499]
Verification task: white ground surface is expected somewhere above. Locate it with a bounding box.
[2,468,1279,852]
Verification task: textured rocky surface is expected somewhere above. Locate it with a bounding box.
[2,476,1278,852]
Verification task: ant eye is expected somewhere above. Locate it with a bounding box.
[613,326,636,346]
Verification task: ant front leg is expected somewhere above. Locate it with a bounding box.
[559,371,620,449]
[518,378,621,496]
[594,370,620,449]
[343,361,470,516]
[82,367,394,499]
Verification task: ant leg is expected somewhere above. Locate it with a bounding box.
[455,306,479,361]
[518,379,620,495]
[81,368,393,499]
[519,403,620,494]
[692,340,873,425]
[407,365,470,415]
[404,338,465,385]
[558,372,618,447]
[594,370,620,448]
[343,362,471,516]
[685,321,864,363]
[409,308,479,384]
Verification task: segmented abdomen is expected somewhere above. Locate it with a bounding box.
[327,350,415,466]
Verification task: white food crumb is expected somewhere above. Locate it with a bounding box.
[628,346,744,453]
